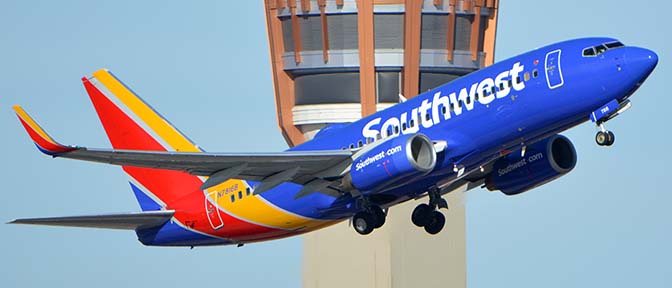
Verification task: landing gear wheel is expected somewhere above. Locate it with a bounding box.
[596,131,615,146]
[411,204,433,227]
[596,131,608,146]
[424,211,446,235]
[606,131,615,146]
[353,211,375,235]
[371,206,386,229]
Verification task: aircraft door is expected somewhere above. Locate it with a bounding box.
[204,191,224,230]
[545,49,564,89]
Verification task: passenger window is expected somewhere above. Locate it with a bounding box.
[238,191,243,199]
[499,82,505,90]
[441,106,447,114]
[533,69,538,78]
[366,137,373,144]
[402,123,407,131]
[410,119,415,127]
[230,194,235,203]
[357,140,363,147]
[491,86,497,95]
[394,126,399,134]
[515,76,522,84]
[246,187,251,196]
[524,72,530,81]
[349,143,354,149]
[425,113,431,121]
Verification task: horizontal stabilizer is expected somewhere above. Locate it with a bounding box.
[8,210,174,230]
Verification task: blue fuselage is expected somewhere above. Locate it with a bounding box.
[254,37,658,220]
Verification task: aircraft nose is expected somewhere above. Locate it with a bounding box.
[625,47,658,78]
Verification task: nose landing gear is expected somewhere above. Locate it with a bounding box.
[595,124,615,146]
[411,186,447,235]
[591,99,632,147]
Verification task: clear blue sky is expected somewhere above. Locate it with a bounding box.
[0,1,669,287]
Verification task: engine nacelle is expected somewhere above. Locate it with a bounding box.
[345,134,437,191]
[486,135,577,195]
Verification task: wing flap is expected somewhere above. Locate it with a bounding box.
[61,148,351,178]
[8,210,175,230]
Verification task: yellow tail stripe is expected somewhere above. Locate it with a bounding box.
[91,69,200,152]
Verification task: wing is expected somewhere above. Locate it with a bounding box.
[13,106,353,195]
[8,210,175,230]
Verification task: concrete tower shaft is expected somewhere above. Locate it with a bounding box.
[263,1,500,287]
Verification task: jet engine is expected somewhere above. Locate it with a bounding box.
[486,135,577,195]
[344,134,437,191]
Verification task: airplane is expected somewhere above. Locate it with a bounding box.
[10,37,657,247]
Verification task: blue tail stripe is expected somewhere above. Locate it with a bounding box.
[129,182,162,211]
[136,220,233,246]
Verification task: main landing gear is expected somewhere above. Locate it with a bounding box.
[595,123,615,146]
[411,186,447,235]
[352,205,386,235]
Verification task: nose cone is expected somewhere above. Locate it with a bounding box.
[626,47,658,79]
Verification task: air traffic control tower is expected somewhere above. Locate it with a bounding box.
[263,1,499,287]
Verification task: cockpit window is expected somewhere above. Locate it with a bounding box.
[605,41,624,49]
[582,47,596,56]
[582,41,625,57]
[595,44,608,55]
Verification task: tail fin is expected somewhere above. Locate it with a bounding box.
[83,69,204,211]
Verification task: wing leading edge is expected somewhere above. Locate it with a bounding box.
[13,105,354,196]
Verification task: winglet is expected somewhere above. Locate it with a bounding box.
[13,105,76,156]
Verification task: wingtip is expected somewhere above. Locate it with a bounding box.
[13,106,75,156]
